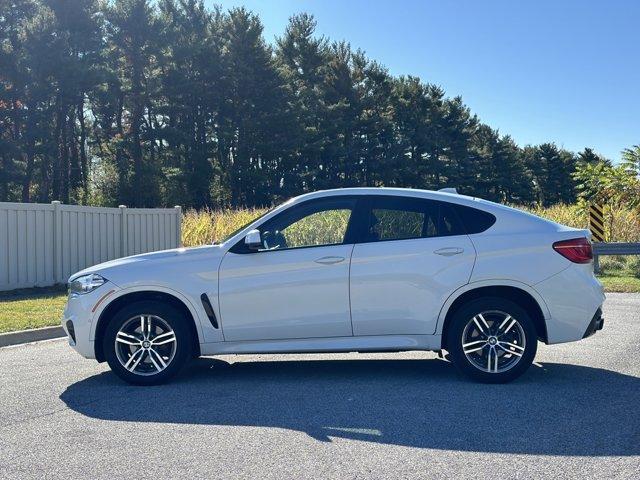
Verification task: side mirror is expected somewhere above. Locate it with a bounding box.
[244,229,262,251]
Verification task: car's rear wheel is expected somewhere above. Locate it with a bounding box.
[446,297,537,383]
[103,301,192,385]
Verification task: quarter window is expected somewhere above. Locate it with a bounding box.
[451,204,496,234]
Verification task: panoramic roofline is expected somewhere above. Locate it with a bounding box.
[290,186,475,202]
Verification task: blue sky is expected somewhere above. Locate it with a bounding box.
[212,0,639,162]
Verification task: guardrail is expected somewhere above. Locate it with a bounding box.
[592,242,640,273]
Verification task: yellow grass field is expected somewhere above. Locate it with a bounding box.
[181,203,640,247]
[180,202,640,291]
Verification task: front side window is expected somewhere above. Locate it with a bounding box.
[259,198,356,250]
[365,197,464,242]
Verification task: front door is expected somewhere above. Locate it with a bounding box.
[218,197,359,342]
[350,196,476,336]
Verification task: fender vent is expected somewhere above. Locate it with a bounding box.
[200,293,219,329]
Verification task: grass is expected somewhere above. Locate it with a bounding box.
[182,207,267,247]
[597,274,640,293]
[181,203,640,247]
[596,255,640,293]
[521,203,640,243]
[0,287,67,334]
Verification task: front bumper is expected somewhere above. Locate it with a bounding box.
[61,281,119,359]
[583,307,604,338]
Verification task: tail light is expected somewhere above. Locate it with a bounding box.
[552,237,593,263]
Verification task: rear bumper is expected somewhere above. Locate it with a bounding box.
[583,307,604,338]
[533,264,605,344]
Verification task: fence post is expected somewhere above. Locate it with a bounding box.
[119,205,127,257]
[175,206,182,247]
[51,201,62,284]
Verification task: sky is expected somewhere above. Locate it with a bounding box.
[210,0,640,162]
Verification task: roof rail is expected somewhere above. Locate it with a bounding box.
[438,187,458,194]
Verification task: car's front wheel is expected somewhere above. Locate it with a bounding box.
[103,301,193,385]
[446,297,537,383]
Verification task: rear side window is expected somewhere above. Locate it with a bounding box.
[364,197,465,242]
[451,204,496,234]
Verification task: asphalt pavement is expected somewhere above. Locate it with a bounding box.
[1,293,639,479]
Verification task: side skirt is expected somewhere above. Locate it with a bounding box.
[199,334,442,356]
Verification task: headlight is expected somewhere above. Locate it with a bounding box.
[68,274,106,295]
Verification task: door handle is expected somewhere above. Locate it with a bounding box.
[314,256,345,265]
[434,247,464,256]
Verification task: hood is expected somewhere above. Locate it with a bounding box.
[68,244,223,283]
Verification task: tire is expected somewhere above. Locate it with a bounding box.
[446,297,537,383]
[103,300,193,385]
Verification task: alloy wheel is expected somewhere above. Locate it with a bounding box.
[114,315,177,376]
[461,310,526,373]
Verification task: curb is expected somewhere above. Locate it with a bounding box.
[0,326,66,348]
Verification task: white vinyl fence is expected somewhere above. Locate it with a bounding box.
[0,201,182,291]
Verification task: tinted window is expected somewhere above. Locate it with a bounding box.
[451,204,496,234]
[364,197,464,242]
[259,198,356,250]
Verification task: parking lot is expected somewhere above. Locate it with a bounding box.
[1,293,639,479]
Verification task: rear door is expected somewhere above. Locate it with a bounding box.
[349,196,476,336]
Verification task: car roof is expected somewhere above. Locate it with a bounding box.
[288,187,484,208]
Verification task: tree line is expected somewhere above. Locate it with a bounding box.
[0,0,615,209]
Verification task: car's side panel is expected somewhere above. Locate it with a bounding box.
[218,245,355,341]
[350,235,476,336]
[468,231,572,286]
[88,246,226,344]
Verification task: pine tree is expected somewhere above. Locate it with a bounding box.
[578,147,608,165]
[0,0,38,201]
[105,0,162,206]
[276,14,331,194]
[157,0,223,208]
[220,8,292,206]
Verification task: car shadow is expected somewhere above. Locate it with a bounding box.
[60,356,640,456]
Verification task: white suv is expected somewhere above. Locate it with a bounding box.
[62,188,605,385]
